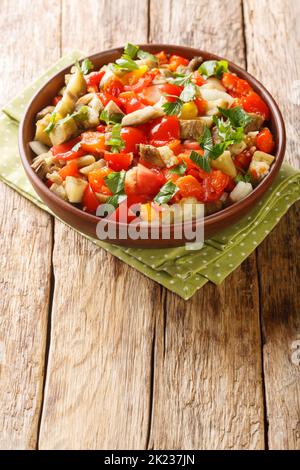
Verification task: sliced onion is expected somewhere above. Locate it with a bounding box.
[29,140,49,156]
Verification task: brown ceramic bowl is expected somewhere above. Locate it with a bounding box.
[19,45,286,248]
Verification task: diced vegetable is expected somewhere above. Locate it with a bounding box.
[229,181,253,202]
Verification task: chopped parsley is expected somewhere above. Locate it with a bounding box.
[154,181,179,205]
[106,124,125,153]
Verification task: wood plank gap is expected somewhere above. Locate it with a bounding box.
[255,253,269,450]
[241,0,248,69]
[36,220,55,450]
[241,0,266,448]
[59,0,63,56]
[146,314,156,450]
[147,0,151,43]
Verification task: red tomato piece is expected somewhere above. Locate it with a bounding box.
[104,152,133,171]
[221,72,239,92]
[96,124,106,133]
[159,83,183,102]
[194,97,207,115]
[80,132,106,155]
[182,140,201,151]
[125,164,165,197]
[203,170,230,202]
[234,149,253,171]
[52,95,62,106]
[97,92,122,109]
[155,51,168,65]
[167,139,182,155]
[82,185,100,213]
[88,167,112,194]
[192,71,206,86]
[118,91,145,114]
[256,128,275,153]
[120,127,147,153]
[176,175,204,201]
[104,78,124,97]
[58,160,79,180]
[125,71,158,93]
[168,55,189,72]
[149,116,180,146]
[86,71,105,89]
[240,91,270,120]
[51,137,85,160]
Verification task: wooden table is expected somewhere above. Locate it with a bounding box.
[0,0,299,450]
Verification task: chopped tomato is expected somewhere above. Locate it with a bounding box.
[114,194,148,222]
[118,91,145,114]
[221,72,239,92]
[52,95,62,106]
[167,139,182,155]
[125,71,158,93]
[168,55,189,72]
[120,127,147,153]
[58,160,79,180]
[225,177,236,192]
[97,92,122,109]
[159,83,183,102]
[82,185,99,213]
[256,128,275,153]
[96,124,106,133]
[176,175,204,201]
[236,78,252,96]
[103,78,124,97]
[104,152,133,171]
[234,149,253,171]
[182,140,201,151]
[88,167,112,194]
[194,97,207,115]
[136,165,165,196]
[86,71,105,89]
[149,116,180,146]
[203,170,230,202]
[163,168,180,183]
[125,164,165,197]
[80,132,106,155]
[239,91,270,120]
[51,137,84,160]
[187,168,202,182]
[192,71,206,86]
[156,51,168,65]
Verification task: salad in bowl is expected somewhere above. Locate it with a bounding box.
[29,43,277,226]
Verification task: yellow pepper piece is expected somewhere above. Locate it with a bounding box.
[121,65,148,86]
[180,101,198,119]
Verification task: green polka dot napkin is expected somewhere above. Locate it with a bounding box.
[1,52,300,299]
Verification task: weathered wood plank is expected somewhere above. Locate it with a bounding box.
[0,0,59,449]
[38,0,160,450]
[244,0,300,450]
[148,0,265,450]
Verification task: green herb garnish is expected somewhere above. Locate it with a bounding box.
[137,49,158,64]
[45,112,57,134]
[190,150,211,173]
[106,194,127,209]
[104,170,126,194]
[106,124,125,153]
[100,109,123,125]
[168,162,187,175]
[162,99,183,116]
[235,173,251,183]
[218,106,252,128]
[124,42,139,59]
[114,54,139,72]
[198,60,228,79]
[81,58,94,75]
[167,72,193,87]
[154,181,179,205]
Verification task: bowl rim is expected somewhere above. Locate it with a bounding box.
[19,44,286,232]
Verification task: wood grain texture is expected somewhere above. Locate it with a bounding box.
[148,0,265,450]
[244,0,300,450]
[38,0,160,450]
[0,0,58,449]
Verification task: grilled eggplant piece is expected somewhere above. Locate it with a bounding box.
[179,117,213,140]
[55,67,86,118]
[121,106,164,126]
[139,144,165,167]
[244,113,264,133]
[187,56,203,72]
